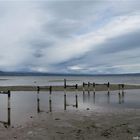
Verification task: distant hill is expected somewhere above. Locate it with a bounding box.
[0,71,140,76]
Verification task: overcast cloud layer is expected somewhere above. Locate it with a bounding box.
[0,0,140,74]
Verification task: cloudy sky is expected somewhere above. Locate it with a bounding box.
[0,0,140,74]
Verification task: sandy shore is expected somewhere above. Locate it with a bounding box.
[0,84,140,91]
[0,108,140,140]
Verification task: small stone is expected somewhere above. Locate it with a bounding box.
[55,118,60,120]
[14,136,17,139]
[86,108,90,110]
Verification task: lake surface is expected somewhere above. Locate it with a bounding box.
[0,75,140,86]
[0,89,140,126]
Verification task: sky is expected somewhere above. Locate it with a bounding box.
[0,0,140,74]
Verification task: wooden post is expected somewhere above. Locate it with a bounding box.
[37,86,40,93]
[83,82,85,94]
[64,94,66,110]
[7,90,11,126]
[107,82,110,92]
[93,82,95,93]
[122,84,124,92]
[64,79,66,94]
[49,86,52,95]
[64,79,66,89]
[88,82,90,93]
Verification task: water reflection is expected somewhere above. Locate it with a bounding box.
[107,91,110,104]
[37,91,40,113]
[0,89,140,126]
[118,91,125,104]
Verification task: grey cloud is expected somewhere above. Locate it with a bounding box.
[0,0,140,74]
[95,30,140,54]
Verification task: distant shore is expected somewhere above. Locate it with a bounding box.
[0,84,140,92]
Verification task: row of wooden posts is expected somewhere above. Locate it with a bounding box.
[36,79,125,94]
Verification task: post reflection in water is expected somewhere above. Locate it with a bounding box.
[88,91,90,101]
[49,96,52,112]
[83,91,86,103]
[37,91,40,113]
[93,92,95,104]
[118,91,125,104]
[75,94,78,108]
[64,93,66,110]
[122,91,125,103]
[107,91,110,104]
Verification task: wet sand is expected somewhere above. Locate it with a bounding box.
[0,84,140,91]
[0,108,140,140]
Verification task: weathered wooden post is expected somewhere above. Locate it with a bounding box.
[88,82,90,94]
[49,96,52,112]
[7,90,11,126]
[75,84,78,108]
[93,82,95,93]
[64,79,66,89]
[107,82,110,92]
[64,79,66,95]
[37,86,40,93]
[49,86,52,95]
[64,94,66,110]
[83,82,85,94]
[122,84,124,92]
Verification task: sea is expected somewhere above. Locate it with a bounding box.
[0,74,140,86]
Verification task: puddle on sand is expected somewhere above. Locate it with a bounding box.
[0,89,140,126]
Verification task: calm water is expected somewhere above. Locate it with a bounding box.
[0,75,140,86]
[0,75,140,126]
[0,89,140,126]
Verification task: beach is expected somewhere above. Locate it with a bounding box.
[0,76,140,140]
[0,108,140,140]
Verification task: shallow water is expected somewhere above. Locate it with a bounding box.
[0,89,140,126]
[0,75,140,86]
